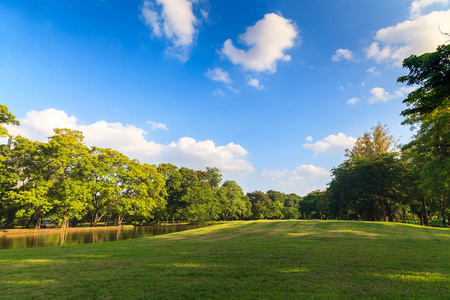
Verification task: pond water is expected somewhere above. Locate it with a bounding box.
[0,224,207,250]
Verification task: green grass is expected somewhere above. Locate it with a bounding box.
[0,220,449,299]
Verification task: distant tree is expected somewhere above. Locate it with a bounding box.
[205,167,223,190]
[281,207,299,219]
[247,191,272,219]
[345,123,398,159]
[218,180,250,220]
[301,190,326,220]
[284,193,302,209]
[267,190,284,219]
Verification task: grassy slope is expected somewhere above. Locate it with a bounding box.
[0,220,449,299]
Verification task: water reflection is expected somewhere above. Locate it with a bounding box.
[0,225,206,250]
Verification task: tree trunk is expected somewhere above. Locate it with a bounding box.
[61,216,69,229]
[92,211,100,227]
[117,215,123,227]
[421,195,428,226]
[34,206,42,229]
[387,203,394,222]
[441,198,447,224]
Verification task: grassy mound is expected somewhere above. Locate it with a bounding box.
[0,220,449,299]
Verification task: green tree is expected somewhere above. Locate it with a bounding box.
[0,105,20,138]
[345,123,397,159]
[46,129,91,228]
[247,191,272,219]
[399,44,450,225]
[327,154,409,222]
[113,160,166,226]
[301,190,326,220]
[267,190,284,219]
[218,180,250,220]
[398,44,450,125]
[7,136,53,228]
[85,147,127,227]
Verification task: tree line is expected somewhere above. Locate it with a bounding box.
[0,112,324,228]
[1,44,448,228]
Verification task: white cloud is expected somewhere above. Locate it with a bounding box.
[346,98,360,105]
[410,0,449,19]
[221,13,298,72]
[147,121,169,130]
[205,68,231,83]
[140,0,198,60]
[262,164,330,183]
[303,132,357,155]
[364,10,450,66]
[332,49,354,62]
[306,136,313,142]
[368,86,416,103]
[6,108,255,176]
[247,77,264,90]
[339,86,344,91]
[227,86,239,93]
[366,66,380,77]
[212,89,225,96]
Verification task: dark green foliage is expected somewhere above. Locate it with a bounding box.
[399,44,450,224]
[398,44,450,125]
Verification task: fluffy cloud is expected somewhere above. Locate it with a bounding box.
[7,108,255,176]
[222,13,298,72]
[332,49,354,62]
[346,98,360,105]
[364,10,450,66]
[306,136,313,142]
[140,0,198,60]
[303,132,357,155]
[205,68,231,83]
[368,86,415,103]
[147,121,168,130]
[247,77,264,90]
[410,0,449,18]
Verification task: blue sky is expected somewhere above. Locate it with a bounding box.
[2,0,450,195]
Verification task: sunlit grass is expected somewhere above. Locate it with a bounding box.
[0,220,449,299]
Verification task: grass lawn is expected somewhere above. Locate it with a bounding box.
[0,220,449,299]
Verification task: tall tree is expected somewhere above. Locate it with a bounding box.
[399,44,450,225]
[85,147,128,227]
[345,123,397,159]
[46,129,91,228]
